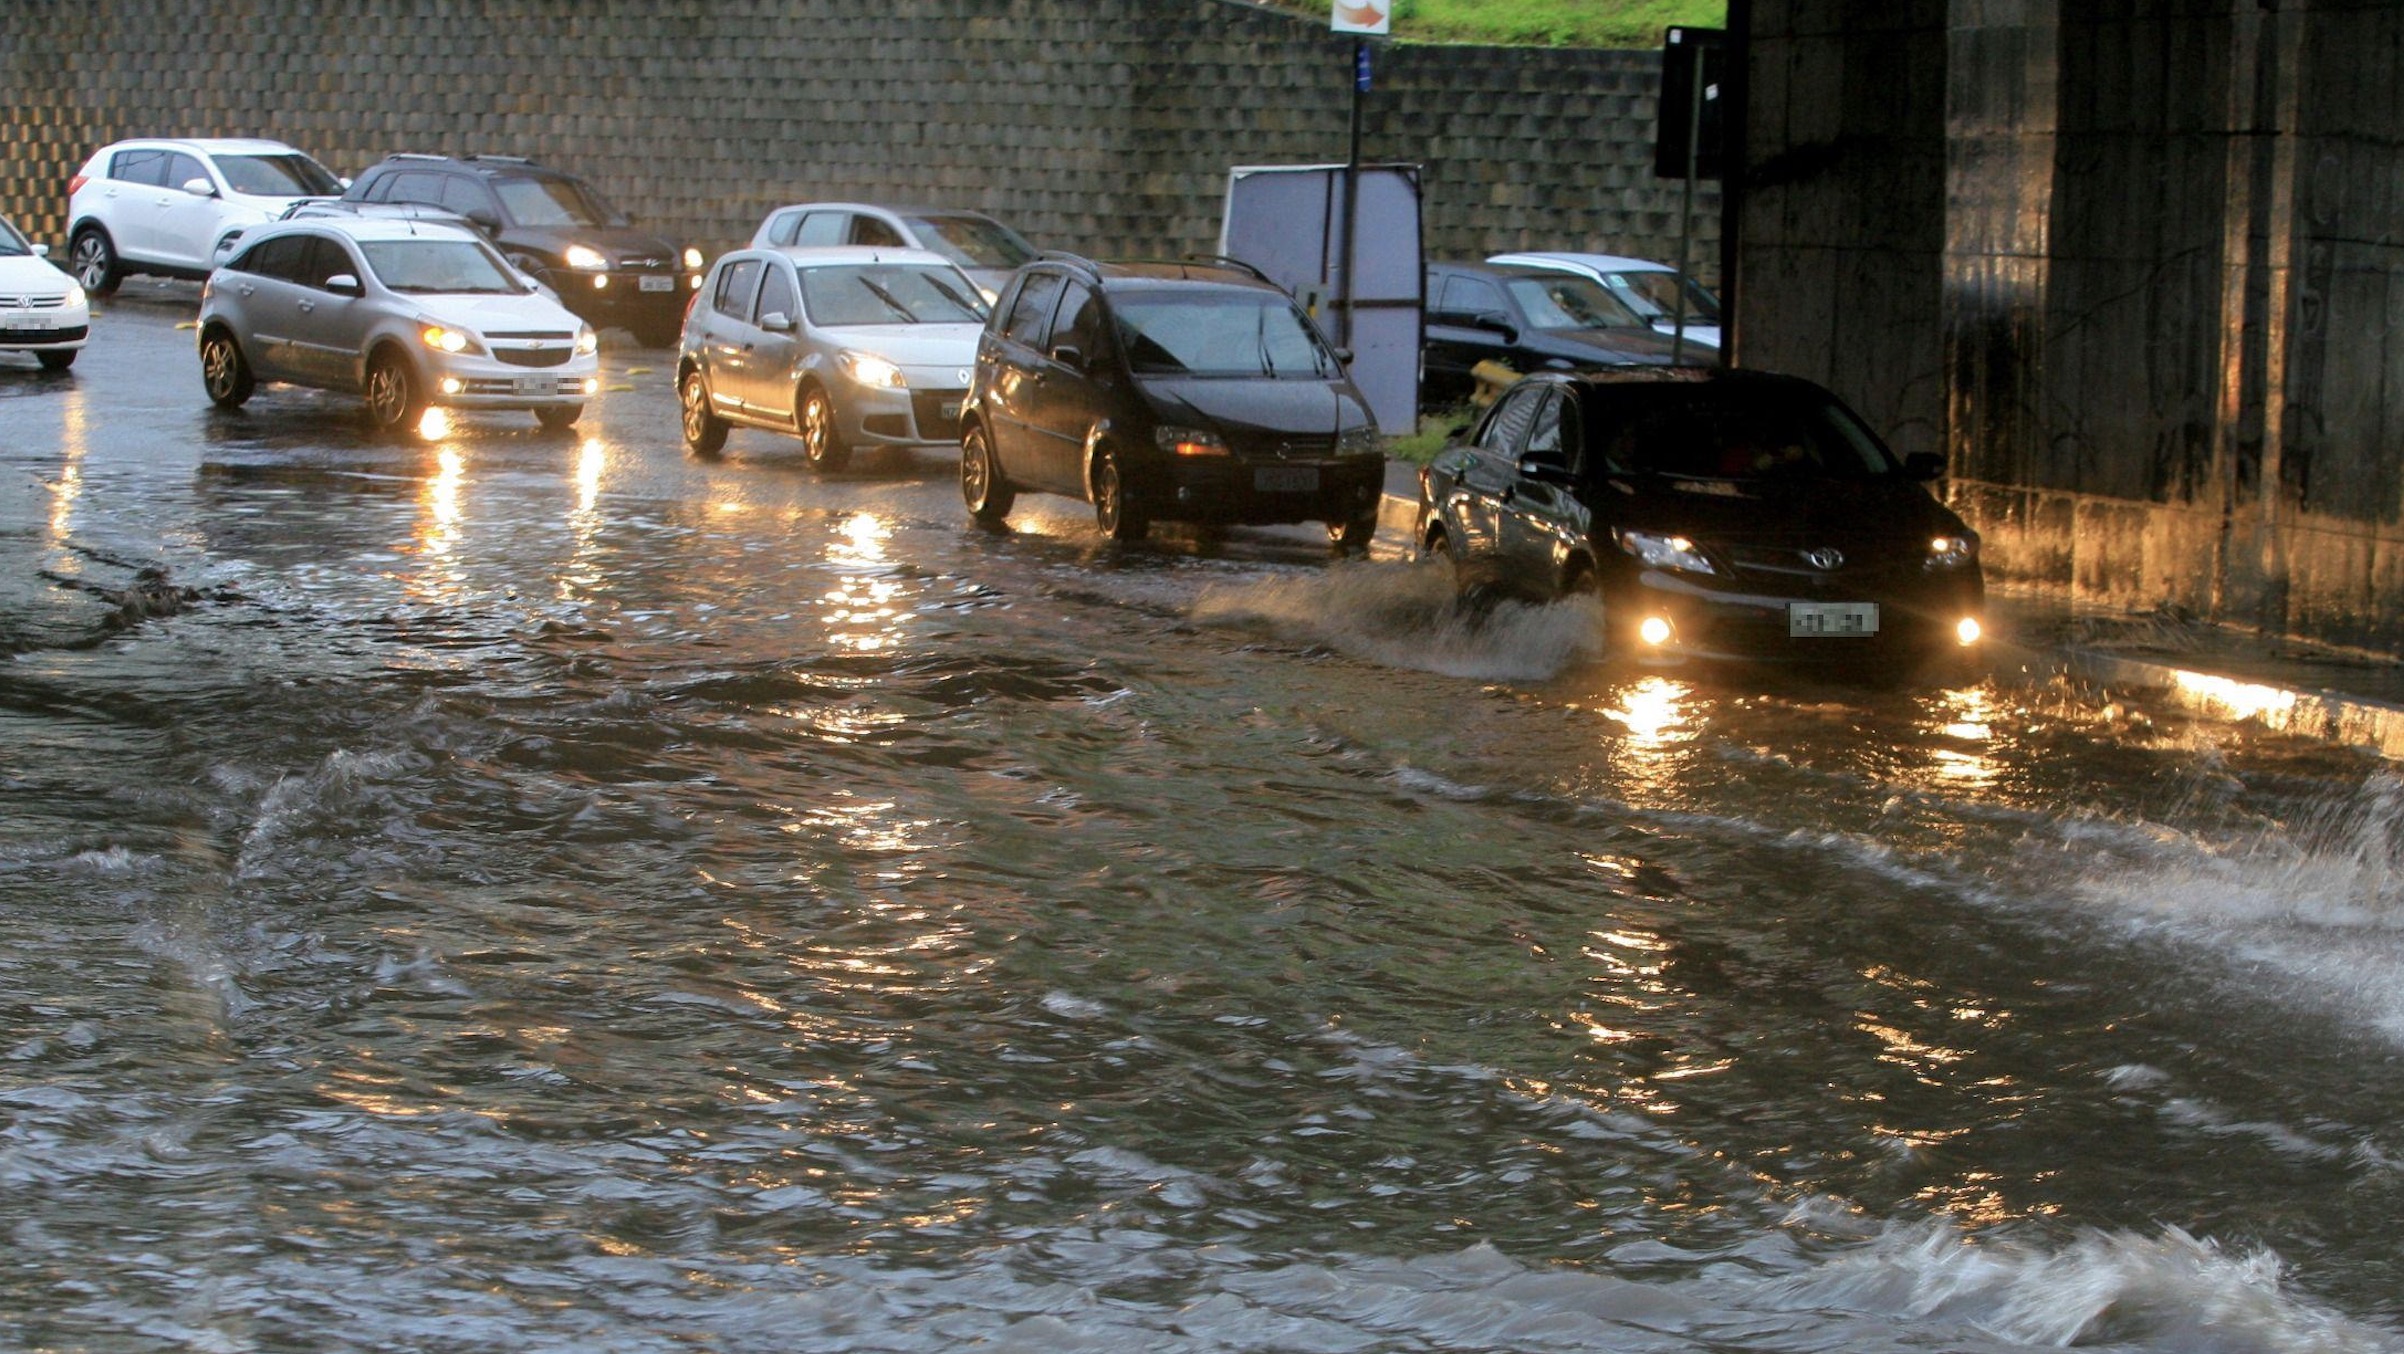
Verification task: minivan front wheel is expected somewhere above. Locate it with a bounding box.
[1090,449,1147,541]
[364,351,426,434]
[961,424,1014,524]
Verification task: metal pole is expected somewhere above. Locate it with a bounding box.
[1338,37,1365,350]
[1669,38,1703,368]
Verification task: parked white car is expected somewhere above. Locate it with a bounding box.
[1487,251,1722,350]
[747,203,1035,301]
[0,214,89,371]
[678,246,987,468]
[197,217,598,433]
[68,138,344,295]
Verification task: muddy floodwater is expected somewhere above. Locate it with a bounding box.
[5,299,2404,1352]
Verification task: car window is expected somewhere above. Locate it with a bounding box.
[110,148,170,186]
[360,239,524,295]
[1504,274,1645,330]
[1614,271,1722,325]
[164,152,210,192]
[1525,390,1571,463]
[438,177,498,219]
[848,216,904,248]
[755,261,798,324]
[791,212,848,247]
[296,236,360,290]
[1477,386,1543,454]
[1587,387,1900,480]
[1438,273,1506,315]
[232,234,311,281]
[383,171,449,208]
[999,271,1065,346]
[215,153,342,197]
[901,214,1036,270]
[1051,281,1108,365]
[714,258,764,320]
[800,263,986,326]
[492,176,620,228]
[1110,289,1340,379]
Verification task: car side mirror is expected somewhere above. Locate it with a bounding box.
[465,208,502,236]
[1048,342,1083,368]
[1517,453,1575,486]
[1903,451,1946,481]
[323,273,363,298]
[182,177,219,198]
[338,176,353,190]
[30,243,47,258]
[759,311,795,333]
[1332,347,1353,366]
[1473,311,1520,342]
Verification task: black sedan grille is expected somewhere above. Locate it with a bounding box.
[1227,431,1339,460]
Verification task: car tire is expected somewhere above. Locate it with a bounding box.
[535,404,582,431]
[798,384,850,472]
[364,349,426,434]
[69,227,121,298]
[960,423,1014,524]
[35,349,77,372]
[1328,510,1378,556]
[680,370,728,457]
[1090,448,1146,541]
[199,330,253,407]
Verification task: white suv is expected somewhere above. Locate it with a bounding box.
[67,138,344,295]
[197,217,599,433]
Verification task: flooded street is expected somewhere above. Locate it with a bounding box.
[7,296,2404,1352]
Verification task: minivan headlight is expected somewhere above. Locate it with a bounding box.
[1157,426,1228,457]
[563,244,609,271]
[1615,529,1716,575]
[839,351,906,389]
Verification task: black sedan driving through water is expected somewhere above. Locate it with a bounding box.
[1414,368,1986,668]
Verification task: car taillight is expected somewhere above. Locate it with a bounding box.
[67,174,88,197]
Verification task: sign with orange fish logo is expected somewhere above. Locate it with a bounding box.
[1330,0,1389,35]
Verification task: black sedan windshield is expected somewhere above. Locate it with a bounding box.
[1589,386,1900,479]
[1114,290,1340,378]
[360,240,527,295]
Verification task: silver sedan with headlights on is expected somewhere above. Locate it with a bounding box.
[197,217,600,433]
[676,246,988,470]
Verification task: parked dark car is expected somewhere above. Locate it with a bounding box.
[343,154,701,345]
[1415,368,1985,668]
[1421,260,1685,409]
[960,255,1386,548]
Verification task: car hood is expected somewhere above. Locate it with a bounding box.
[501,224,683,264]
[1525,325,1685,364]
[1609,474,1969,544]
[0,255,79,294]
[1140,376,1373,438]
[413,291,588,333]
[812,322,983,368]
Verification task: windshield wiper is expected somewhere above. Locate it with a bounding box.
[857,277,918,323]
[1255,305,1278,377]
[921,274,982,319]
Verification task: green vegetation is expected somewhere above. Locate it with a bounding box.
[1274,0,1727,48]
[1386,407,1479,464]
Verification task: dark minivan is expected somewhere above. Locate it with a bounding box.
[959,256,1386,548]
[1416,368,1986,668]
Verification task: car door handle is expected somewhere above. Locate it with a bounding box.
[296,300,315,313]
[237,284,255,297]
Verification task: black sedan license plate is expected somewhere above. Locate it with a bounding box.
[1790,601,1879,636]
[1254,465,1319,494]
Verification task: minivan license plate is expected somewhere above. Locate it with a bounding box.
[1789,601,1879,636]
[639,275,674,292]
[1254,465,1318,494]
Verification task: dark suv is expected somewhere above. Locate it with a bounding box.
[959,256,1385,548]
[1421,260,1683,409]
[343,154,701,345]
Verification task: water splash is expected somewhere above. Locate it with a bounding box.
[1190,560,1604,682]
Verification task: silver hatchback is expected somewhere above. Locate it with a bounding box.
[197,217,599,433]
[676,246,987,469]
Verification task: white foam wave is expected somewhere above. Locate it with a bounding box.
[1191,560,1604,682]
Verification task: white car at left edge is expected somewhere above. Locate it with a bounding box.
[0,214,90,371]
